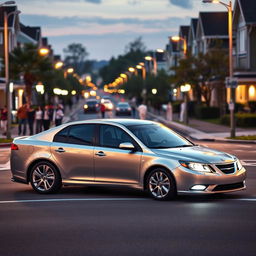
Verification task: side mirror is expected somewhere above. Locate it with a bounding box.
[119,142,135,150]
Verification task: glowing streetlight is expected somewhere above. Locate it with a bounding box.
[67,68,74,74]
[39,47,49,56]
[152,88,157,95]
[54,61,64,69]
[71,90,77,95]
[35,83,44,95]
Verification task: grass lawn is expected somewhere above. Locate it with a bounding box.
[226,135,256,140]
[0,138,13,143]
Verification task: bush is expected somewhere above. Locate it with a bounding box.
[248,101,256,113]
[220,113,256,127]
[195,105,220,119]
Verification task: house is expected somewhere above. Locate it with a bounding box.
[18,23,42,46]
[232,0,256,104]
[196,12,229,54]
[188,18,198,56]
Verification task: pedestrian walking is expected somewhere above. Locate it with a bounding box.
[55,104,64,126]
[100,103,106,118]
[17,104,28,136]
[43,105,51,130]
[0,106,7,135]
[130,97,137,118]
[166,102,173,121]
[138,102,147,120]
[35,106,43,134]
[27,105,35,135]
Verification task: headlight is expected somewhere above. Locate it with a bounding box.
[84,104,88,109]
[236,159,243,170]
[116,107,120,111]
[180,161,213,173]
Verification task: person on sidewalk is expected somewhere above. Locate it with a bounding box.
[17,104,28,136]
[55,104,64,126]
[35,106,43,134]
[166,102,173,121]
[0,106,7,135]
[130,97,137,118]
[100,103,106,118]
[43,105,51,130]
[138,102,147,120]
[27,105,35,135]
[179,101,185,122]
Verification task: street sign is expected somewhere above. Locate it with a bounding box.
[225,77,238,88]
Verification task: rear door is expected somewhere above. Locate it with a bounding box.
[51,124,96,182]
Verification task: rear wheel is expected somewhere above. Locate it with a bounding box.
[30,161,62,194]
[146,168,176,200]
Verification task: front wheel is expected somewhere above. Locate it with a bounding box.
[146,168,177,200]
[30,161,62,194]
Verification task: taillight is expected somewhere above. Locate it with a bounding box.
[11,143,19,150]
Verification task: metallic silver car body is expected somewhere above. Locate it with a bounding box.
[10,119,246,194]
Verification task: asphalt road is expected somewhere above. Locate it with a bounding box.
[0,108,256,256]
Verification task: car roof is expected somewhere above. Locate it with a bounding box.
[62,119,155,127]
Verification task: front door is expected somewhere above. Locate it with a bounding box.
[94,124,142,184]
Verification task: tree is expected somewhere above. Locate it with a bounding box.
[9,43,53,104]
[63,43,89,75]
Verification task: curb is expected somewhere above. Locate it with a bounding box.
[148,111,256,144]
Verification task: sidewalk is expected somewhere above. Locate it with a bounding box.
[0,99,85,145]
[148,111,256,144]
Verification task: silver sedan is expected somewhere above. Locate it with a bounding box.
[10,119,246,200]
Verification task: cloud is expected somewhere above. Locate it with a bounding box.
[169,0,193,9]
[85,0,102,3]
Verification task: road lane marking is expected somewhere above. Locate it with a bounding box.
[0,198,148,204]
[0,197,256,204]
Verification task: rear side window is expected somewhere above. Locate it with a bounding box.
[53,127,69,143]
[68,125,95,146]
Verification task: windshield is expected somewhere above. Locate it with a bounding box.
[127,124,193,149]
[118,103,129,107]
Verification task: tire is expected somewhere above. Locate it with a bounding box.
[146,168,177,201]
[30,161,62,194]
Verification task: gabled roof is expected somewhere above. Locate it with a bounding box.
[20,23,41,42]
[0,6,18,27]
[191,18,198,36]
[236,0,256,24]
[199,12,228,37]
[179,25,190,40]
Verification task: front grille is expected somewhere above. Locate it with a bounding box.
[213,182,244,192]
[215,163,236,174]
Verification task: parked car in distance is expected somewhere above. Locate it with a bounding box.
[116,102,132,116]
[84,99,99,113]
[10,119,246,201]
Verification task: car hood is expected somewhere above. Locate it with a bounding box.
[151,146,235,164]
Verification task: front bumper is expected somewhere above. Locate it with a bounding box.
[174,166,246,194]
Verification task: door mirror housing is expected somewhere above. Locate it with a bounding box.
[119,142,135,150]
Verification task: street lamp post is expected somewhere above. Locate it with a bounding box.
[136,64,147,101]
[180,84,191,125]
[3,4,20,139]
[203,0,235,137]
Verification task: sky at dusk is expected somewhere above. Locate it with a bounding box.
[16,0,223,61]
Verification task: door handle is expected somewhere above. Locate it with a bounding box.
[55,147,65,153]
[95,151,106,157]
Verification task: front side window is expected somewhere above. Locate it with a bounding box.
[68,125,95,146]
[127,124,193,149]
[239,28,246,53]
[99,125,134,148]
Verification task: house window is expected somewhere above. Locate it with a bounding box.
[238,28,246,53]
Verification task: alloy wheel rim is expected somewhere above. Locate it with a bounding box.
[32,164,55,192]
[149,171,170,198]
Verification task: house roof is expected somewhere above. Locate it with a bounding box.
[238,0,256,24]
[179,25,190,40]
[199,12,228,36]
[0,6,18,27]
[20,23,41,42]
[191,18,198,36]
